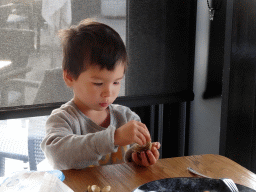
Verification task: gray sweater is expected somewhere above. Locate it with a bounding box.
[41,100,140,170]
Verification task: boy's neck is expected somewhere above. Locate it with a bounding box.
[72,99,111,127]
[84,108,110,128]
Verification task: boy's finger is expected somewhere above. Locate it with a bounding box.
[138,123,151,140]
[135,132,147,145]
[138,127,151,143]
[151,146,160,160]
[140,151,150,166]
[132,152,141,164]
[138,122,148,131]
[145,150,157,165]
[152,142,161,149]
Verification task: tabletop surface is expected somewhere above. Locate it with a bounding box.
[62,154,256,192]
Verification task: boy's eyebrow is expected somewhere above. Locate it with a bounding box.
[91,75,124,81]
[115,76,124,80]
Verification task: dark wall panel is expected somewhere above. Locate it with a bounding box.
[220,0,256,173]
[126,0,196,96]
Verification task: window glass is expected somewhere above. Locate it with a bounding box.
[0,0,126,108]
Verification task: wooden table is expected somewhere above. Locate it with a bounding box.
[62,154,256,192]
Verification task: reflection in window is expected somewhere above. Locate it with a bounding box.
[0,0,126,108]
[0,60,12,69]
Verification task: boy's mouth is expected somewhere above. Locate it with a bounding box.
[99,103,109,107]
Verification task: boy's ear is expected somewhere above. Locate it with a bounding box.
[63,70,74,87]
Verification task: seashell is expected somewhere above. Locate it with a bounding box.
[87,185,92,192]
[102,185,111,192]
[91,185,101,192]
[133,141,152,153]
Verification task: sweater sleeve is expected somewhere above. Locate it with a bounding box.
[41,111,118,170]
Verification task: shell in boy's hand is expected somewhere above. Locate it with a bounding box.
[133,142,152,153]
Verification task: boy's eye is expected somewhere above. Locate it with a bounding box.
[93,83,103,86]
[114,82,120,85]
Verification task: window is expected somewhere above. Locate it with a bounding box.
[0,0,197,177]
[0,0,126,111]
[0,0,128,176]
[0,0,196,118]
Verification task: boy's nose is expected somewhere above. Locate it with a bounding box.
[102,88,111,97]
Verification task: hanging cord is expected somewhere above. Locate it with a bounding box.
[207,0,221,21]
[207,0,212,10]
[207,0,221,10]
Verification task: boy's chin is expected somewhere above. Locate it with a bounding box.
[95,105,109,111]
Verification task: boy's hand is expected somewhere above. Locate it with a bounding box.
[114,120,151,146]
[132,142,161,166]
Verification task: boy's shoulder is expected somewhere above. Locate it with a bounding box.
[110,104,140,121]
[50,100,80,118]
[45,100,81,126]
[110,104,131,113]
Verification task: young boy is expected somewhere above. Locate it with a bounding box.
[41,19,161,170]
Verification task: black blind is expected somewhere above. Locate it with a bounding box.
[125,0,196,96]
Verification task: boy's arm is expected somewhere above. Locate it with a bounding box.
[122,109,160,166]
[122,111,143,162]
[41,112,118,170]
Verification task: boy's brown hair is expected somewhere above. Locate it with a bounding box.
[59,19,127,80]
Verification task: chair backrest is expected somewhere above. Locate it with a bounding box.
[0,29,34,107]
[0,3,12,28]
[0,28,34,68]
[33,68,73,104]
[28,115,48,171]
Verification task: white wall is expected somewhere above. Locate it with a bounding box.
[188,0,221,155]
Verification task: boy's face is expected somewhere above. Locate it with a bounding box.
[64,64,125,113]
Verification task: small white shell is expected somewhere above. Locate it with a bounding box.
[102,185,111,192]
[91,185,101,192]
[87,185,92,192]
